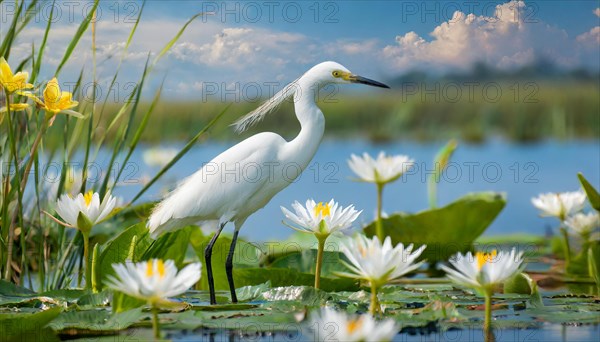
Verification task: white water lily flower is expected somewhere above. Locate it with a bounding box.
[55,191,116,231]
[309,308,398,342]
[143,147,178,168]
[281,199,361,236]
[565,212,600,237]
[531,191,586,221]
[439,248,524,291]
[348,152,414,184]
[338,235,426,287]
[105,259,201,305]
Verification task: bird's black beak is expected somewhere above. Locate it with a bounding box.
[348,75,390,89]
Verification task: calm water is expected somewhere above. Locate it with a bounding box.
[136,324,600,342]
[89,139,599,242]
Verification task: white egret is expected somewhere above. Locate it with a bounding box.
[147,61,389,304]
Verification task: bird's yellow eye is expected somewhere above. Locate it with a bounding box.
[332,71,341,78]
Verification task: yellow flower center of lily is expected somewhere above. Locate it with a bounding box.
[314,202,331,217]
[347,317,363,334]
[83,191,94,207]
[476,250,497,270]
[146,259,166,278]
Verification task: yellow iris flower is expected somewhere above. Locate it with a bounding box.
[0,57,33,93]
[21,77,82,117]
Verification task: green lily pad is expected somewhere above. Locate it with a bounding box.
[191,303,259,311]
[96,222,152,290]
[0,282,88,307]
[0,280,36,296]
[234,268,359,293]
[47,307,145,333]
[504,273,532,295]
[269,249,351,277]
[364,192,506,262]
[261,285,331,305]
[0,306,62,341]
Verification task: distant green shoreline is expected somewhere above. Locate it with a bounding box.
[47,81,599,146]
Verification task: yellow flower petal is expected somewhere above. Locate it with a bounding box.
[44,77,61,104]
[37,78,79,114]
[16,91,45,106]
[0,57,13,81]
[57,91,77,110]
[0,57,33,93]
[0,103,29,112]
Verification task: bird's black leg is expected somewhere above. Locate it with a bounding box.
[226,229,240,303]
[205,222,226,305]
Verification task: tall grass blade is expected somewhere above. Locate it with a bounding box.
[95,0,145,132]
[80,7,98,193]
[30,0,56,83]
[152,12,204,68]
[99,56,150,197]
[14,0,41,36]
[0,0,25,58]
[54,0,99,76]
[113,81,164,188]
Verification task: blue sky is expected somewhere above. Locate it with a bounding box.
[3,0,599,99]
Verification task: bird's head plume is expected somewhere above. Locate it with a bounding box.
[232,78,299,133]
[231,61,389,133]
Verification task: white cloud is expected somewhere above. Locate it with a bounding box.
[577,26,600,46]
[170,27,308,69]
[382,0,583,72]
[576,8,600,49]
[6,0,599,99]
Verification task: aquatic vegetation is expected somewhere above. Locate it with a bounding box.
[531,191,587,221]
[565,212,600,239]
[106,259,201,338]
[427,139,458,208]
[440,248,525,330]
[1,1,599,341]
[348,152,414,240]
[49,191,116,289]
[308,307,398,342]
[337,235,425,314]
[0,57,33,93]
[281,199,361,289]
[532,174,600,279]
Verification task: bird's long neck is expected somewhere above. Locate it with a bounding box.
[285,77,325,167]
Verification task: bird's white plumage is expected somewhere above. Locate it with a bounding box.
[147,62,359,238]
[148,132,286,237]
